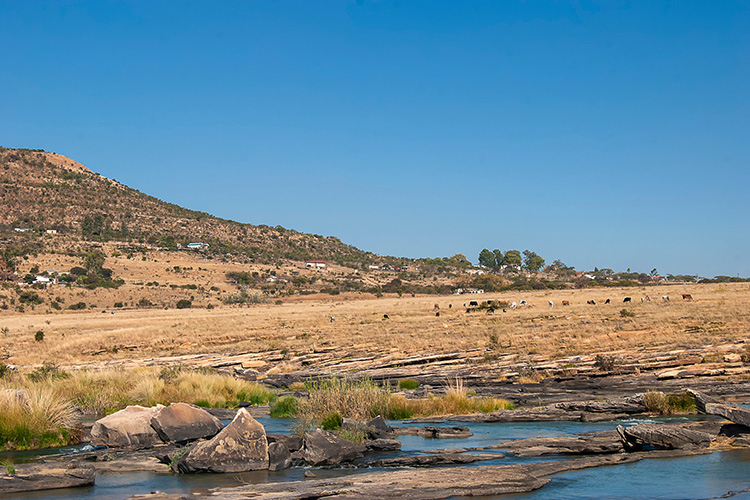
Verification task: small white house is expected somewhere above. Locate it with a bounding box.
[45,229,58,234]
[187,242,209,250]
[306,260,327,270]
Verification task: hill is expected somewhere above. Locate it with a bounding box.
[0,147,391,268]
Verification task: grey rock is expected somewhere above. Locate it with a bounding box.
[0,463,95,494]
[268,442,292,471]
[704,402,750,428]
[91,405,163,448]
[267,433,303,453]
[302,428,364,465]
[175,408,269,473]
[617,424,713,450]
[366,415,395,439]
[369,452,499,467]
[395,426,473,439]
[364,438,402,451]
[150,403,223,443]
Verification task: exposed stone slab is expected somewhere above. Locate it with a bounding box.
[394,426,472,439]
[617,423,713,450]
[0,463,95,494]
[704,403,750,428]
[497,430,623,456]
[368,452,499,467]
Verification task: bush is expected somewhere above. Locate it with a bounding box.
[594,354,621,371]
[620,308,635,318]
[113,302,123,308]
[642,391,669,414]
[320,411,343,430]
[269,396,299,418]
[34,330,44,342]
[176,299,192,309]
[67,302,86,310]
[398,379,420,390]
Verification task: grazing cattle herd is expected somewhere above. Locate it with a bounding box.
[358,293,698,322]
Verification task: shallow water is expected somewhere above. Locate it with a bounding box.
[4,415,749,500]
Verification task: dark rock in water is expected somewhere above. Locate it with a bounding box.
[175,408,269,473]
[268,442,292,471]
[267,433,303,453]
[91,405,163,448]
[553,397,646,414]
[369,452,499,467]
[497,431,624,456]
[687,389,724,413]
[395,426,473,439]
[150,403,223,444]
[302,429,365,465]
[704,403,750,428]
[364,438,402,451]
[0,463,95,493]
[617,424,713,450]
[366,415,395,439]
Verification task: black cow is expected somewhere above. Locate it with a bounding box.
[623,297,632,303]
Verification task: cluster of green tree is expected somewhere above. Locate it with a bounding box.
[477,249,545,272]
[458,274,567,292]
[698,275,750,284]
[60,251,124,289]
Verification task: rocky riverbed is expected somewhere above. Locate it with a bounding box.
[2,389,748,499]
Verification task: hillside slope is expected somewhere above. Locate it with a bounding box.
[0,147,388,267]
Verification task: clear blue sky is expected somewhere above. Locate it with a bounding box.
[2,1,748,278]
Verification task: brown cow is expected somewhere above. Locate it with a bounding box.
[562,300,570,306]
[682,294,693,301]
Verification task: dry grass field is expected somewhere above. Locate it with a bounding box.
[2,282,748,375]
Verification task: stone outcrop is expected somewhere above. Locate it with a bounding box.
[302,429,365,466]
[91,405,163,448]
[364,438,402,451]
[496,431,624,456]
[174,408,269,473]
[266,433,303,453]
[268,442,292,471]
[617,424,713,450]
[365,415,395,439]
[394,426,472,439]
[0,462,95,494]
[369,452,499,467]
[150,403,224,443]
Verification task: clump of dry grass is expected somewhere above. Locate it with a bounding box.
[295,376,513,425]
[1,366,276,419]
[0,387,77,450]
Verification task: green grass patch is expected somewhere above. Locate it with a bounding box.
[397,379,420,390]
[270,396,299,418]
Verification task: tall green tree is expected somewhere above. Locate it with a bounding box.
[523,250,545,272]
[492,249,504,269]
[478,248,495,268]
[503,250,522,268]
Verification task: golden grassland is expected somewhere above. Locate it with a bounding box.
[1,282,748,370]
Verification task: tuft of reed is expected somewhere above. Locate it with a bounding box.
[0,388,77,450]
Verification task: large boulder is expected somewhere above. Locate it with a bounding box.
[150,403,223,443]
[267,433,303,453]
[175,408,269,473]
[91,405,163,448]
[268,442,292,471]
[617,424,713,450]
[302,429,364,466]
[704,403,750,428]
[365,415,395,439]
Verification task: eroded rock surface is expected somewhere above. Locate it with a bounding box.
[150,403,224,443]
[617,423,713,450]
[302,429,365,466]
[91,405,163,448]
[175,408,269,473]
[0,463,95,494]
